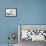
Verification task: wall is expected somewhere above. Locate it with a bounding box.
[0,0,46,44]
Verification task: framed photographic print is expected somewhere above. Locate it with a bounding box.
[18,24,46,42]
[5,8,17,16]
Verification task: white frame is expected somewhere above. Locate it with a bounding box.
[18,24,46,42]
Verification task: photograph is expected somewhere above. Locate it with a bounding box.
[5,8,17,16]
[18,24,46,46]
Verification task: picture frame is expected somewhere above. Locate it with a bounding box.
[5,8,17,16]
[18,24,46,42]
